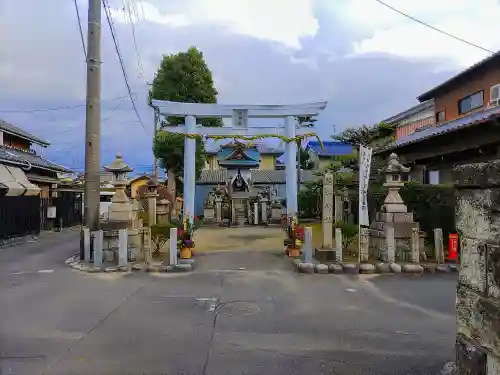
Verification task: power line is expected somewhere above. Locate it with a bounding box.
[102,0,148,134]
[373,0,495,54]
[122,0,145,79]
[72,0,87,58]
[0,95,131,113]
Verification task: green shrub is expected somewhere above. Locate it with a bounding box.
[150,223,180,255]
[334,221,358,249]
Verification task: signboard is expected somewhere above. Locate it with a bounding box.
[358,145,372,227]
[232,109,248,128]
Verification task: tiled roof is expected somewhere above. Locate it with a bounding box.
[307,141,353,156]
[382,100,434,125]
[0,119,50,146]
[388,105,500,150]
[0,145,72,173]
[198,169,228,184]
[197,169,316,184]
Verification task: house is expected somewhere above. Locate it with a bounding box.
[0,119,72,197]
[306,140,354,170]
[195,141,316,218]
[384,100,436,139]
[376,52,500,184]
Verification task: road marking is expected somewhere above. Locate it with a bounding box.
[346,288,357,292]
[38,269,54,273]
[10,271,30,275]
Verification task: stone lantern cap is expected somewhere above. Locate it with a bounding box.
[104,153,134,174]
[385,153,410,175]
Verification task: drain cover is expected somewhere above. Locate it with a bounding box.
[217,301,262,316]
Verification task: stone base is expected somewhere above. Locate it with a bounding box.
[314,248,336,263]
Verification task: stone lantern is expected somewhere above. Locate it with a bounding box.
[143,179,159,226]
[104,153,134,221]
[382,153,410,213]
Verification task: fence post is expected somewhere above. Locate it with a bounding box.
[118,229,128,267]
[83,228,91,262]
[93,230,103,267]
[302,226,313,263]
[335,228,343,262]
[169,227,178,265]
[434,228,444,264]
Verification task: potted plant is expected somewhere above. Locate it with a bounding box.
[178,216,197,259]
[287,216,302,257]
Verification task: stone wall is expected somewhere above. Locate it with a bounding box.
[454,161,500,375]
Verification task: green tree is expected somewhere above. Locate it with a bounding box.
[333,121,395,148]
[150,47,222,199]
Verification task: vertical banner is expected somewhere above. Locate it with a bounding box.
[358,145,373,227]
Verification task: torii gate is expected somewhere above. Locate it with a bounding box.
[151,100,327,227]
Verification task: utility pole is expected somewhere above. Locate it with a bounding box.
[83,0,102,231]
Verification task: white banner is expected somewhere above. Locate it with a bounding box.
[358,145,373,227]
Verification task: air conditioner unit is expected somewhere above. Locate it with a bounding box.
[491,84,500,104]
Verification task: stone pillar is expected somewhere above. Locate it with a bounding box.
[254,202,259,225]
[454,162,500,374]
[169,227,178,265]
[215,198,222,223]
[411,227,420,264]
[335,228,343,262]
[321,173,334,248]
[434,228,444,264]
[118,229,128,267]
[284,116,298,219]
[334,194,343,223]
[147,195,157,226]
[359,227,369,263]
[156,198,170,225]
[83,227,91,262]
[261,198,268,222]
[302,226,313,263]
[385,224,395,263]
[92,230,103,267]
[143,227,152,265]
[183,115,196,223]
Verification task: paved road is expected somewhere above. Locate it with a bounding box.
[0,232,457,375]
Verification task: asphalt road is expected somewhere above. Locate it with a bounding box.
[0,232,458,375]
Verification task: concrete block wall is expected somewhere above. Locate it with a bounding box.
[454,161,500,375]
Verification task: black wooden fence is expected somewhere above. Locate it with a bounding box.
[0,191,83,243]
[55,191,83,228]
[0,195,41,243]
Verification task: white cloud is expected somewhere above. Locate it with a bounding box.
[115,0,319,50]
[337,0,500,69]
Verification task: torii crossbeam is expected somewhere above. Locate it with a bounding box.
[151,100,328,226]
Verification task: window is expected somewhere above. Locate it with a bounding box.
[427,170,440,185]
[458,91,484,114]
[436,110,445,122]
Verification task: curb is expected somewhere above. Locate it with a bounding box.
[67,260,195,274]
[292,260,459,275]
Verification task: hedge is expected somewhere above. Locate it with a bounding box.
[299,183,456,244]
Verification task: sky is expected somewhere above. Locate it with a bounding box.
[1,0,499,174]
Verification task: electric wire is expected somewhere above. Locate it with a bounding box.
[373,0,495,54]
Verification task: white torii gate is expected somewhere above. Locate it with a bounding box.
[151,100,327,226]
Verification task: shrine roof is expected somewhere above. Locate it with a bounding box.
[216,145,260,166]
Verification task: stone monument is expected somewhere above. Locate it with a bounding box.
[101,153,136,262]
[368,153,425,262]
[314,172,335,262]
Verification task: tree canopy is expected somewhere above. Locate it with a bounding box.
[332,121,395,148]
[150,47,222,189]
